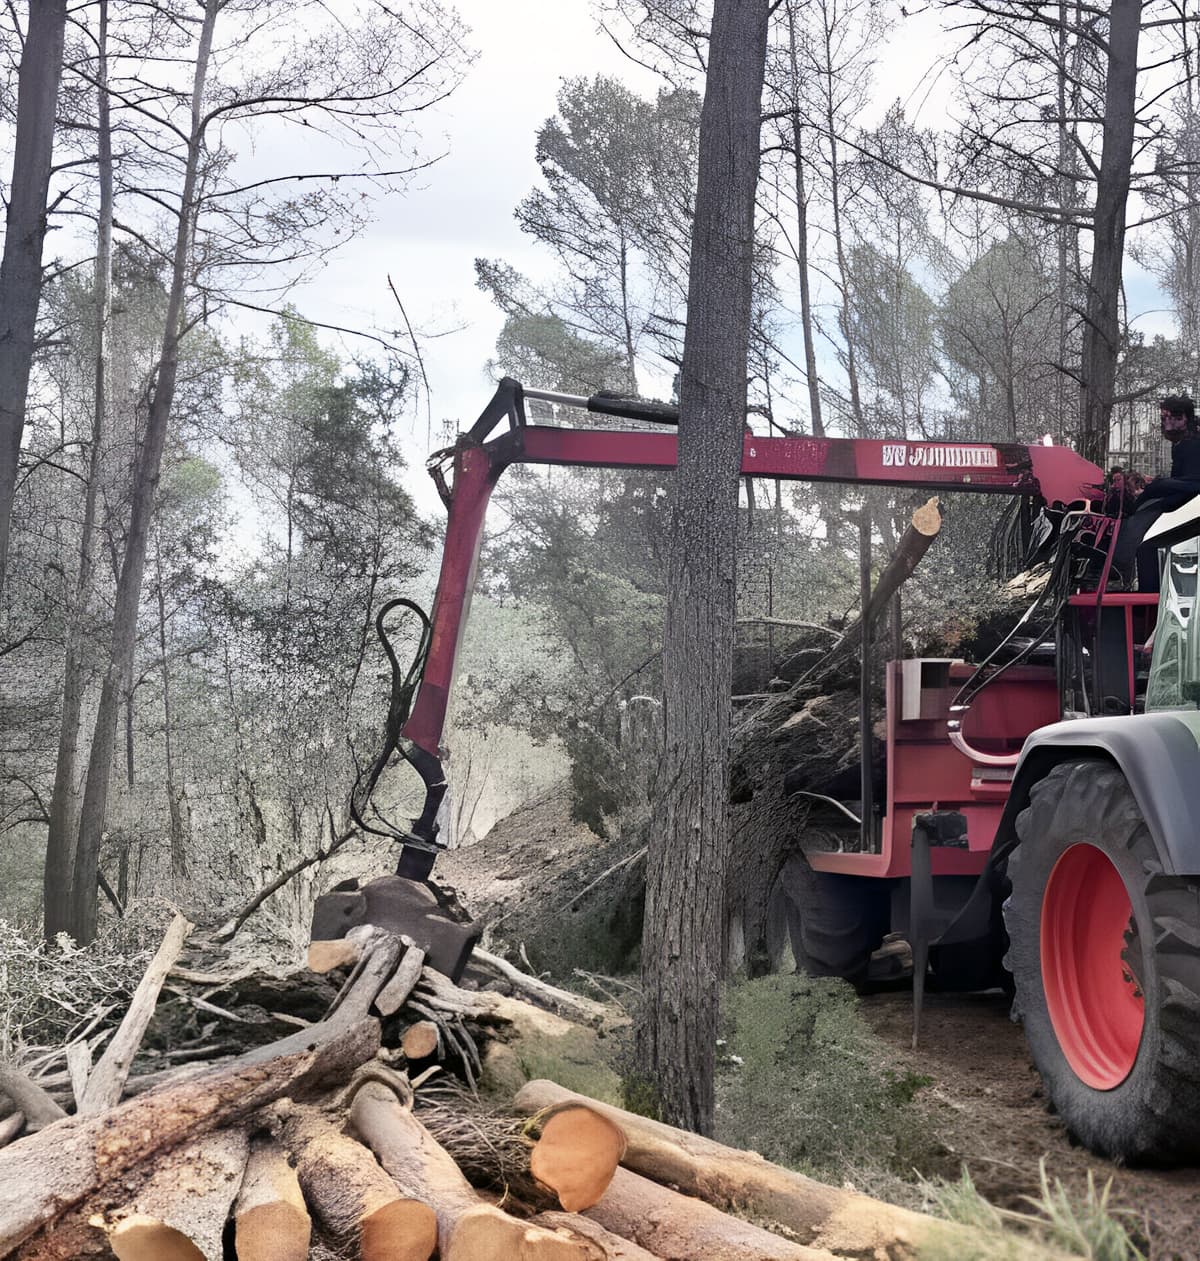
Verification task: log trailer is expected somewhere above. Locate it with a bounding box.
[327,376,1200,1165]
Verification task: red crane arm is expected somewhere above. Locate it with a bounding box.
[401,380,1103,771]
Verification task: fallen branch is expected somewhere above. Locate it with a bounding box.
[80,912,192,1113]
[555,849,647,918]
[471,948,610,1026]
[0,1115,23,1149]
[0,1067,65,1132]
[377,943,427,1017]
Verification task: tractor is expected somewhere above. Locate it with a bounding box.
[323,378,1200,1166]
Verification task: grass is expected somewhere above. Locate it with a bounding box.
[922,1161,1148,1261]
[714,973,940,1181]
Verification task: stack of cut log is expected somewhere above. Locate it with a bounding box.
[0,913,1054,1261]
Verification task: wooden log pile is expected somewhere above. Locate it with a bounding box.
[0,913,1057,1261]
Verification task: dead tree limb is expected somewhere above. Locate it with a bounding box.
[80,912,192,1113]
[0,1067,65,1132]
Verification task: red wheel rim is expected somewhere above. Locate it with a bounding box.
[1040,843,1144,1090]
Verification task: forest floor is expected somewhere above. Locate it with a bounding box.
[443,784,1200,1260]
[862,989,1200,1261]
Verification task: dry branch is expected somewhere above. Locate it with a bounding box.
[0,1067,65,1131]
[416,967,579,1040]
[377,943,427,1017]
[0,1114,23,1149]
[81,912,192,1113]
[472,948,610,1026]
[65,1044,90,1111]
[0,1018,379,1256]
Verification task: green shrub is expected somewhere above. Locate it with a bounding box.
[715,973,937,1180]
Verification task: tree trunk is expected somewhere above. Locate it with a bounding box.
[821,1,866,437]
[638,0,770,1134]
[155,542,187,881]
[44,0,113,941]
[0,0,67,599]
[1077,0,1140,466]
[68,0,220,944]
[786,1,824,439]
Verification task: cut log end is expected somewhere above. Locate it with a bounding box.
[308,938,361,974]
[531,1106,626,1213]
[447,1204,601,1261]
[108,1216,205,1261]
[911,495,941,537]
[233,1202,311,1261]
[361,1199,438,1261]
[401,1020,440,1061]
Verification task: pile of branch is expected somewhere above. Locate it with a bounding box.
[0,912,1056,1260]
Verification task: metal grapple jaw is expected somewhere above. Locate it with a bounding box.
[309,875,480,983]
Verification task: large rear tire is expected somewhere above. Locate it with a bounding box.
[1006,760,1200,1163]
[772,852,888,989]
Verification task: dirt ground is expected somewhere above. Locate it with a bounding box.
[861,989,1200,1260]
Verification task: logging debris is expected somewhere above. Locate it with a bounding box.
[0,909,1061,1261]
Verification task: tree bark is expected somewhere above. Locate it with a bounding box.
[68,0,220,944]
[0,0,67,598]
[43,0,113,942]
[786,1,824,439]
[639,0,771,1135]
[512,1080,1065,1261]
[1077,0,1141,466]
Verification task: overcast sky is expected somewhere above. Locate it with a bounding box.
[272,1,661,488]
[218,0,1170,516]
[259,0,965,510]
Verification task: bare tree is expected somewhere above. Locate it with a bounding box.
[59,0,469,944]
[638,0,770,1134]
[0,0,68,605]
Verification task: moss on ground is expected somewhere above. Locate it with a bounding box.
[715,973,941,1182]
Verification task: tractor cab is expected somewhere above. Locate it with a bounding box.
[1143,500,1200,712]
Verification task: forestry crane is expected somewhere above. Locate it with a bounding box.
[317,376,1200,1166]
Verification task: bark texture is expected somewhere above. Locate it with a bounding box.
[68,0,221,944]
[0,0,67,596]
[1077,0,1140,466]
[640,0,771,1135]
